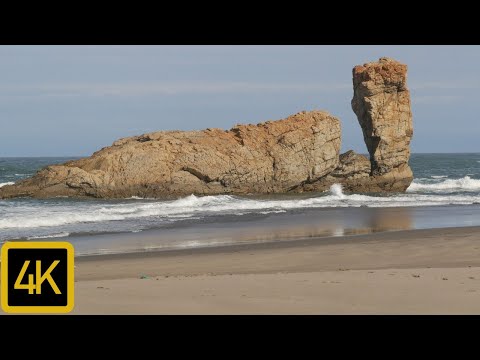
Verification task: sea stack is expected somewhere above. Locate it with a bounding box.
[0,57,414,199]
[269,57,414,194]
[351,57,414,191]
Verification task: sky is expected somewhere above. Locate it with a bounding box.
[0,45,479,156]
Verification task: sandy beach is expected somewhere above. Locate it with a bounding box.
[60,226,480,314]
[2,46,480,316]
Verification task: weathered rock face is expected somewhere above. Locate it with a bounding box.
[0,111,341,199]
[350,57,413,191]
[270,57,414,194]
[0,57,414,199]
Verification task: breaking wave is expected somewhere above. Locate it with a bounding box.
[1,183,480,231]
[407,176,480,193]
[27,232,70,240]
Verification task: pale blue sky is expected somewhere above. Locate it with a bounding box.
[0,45,478,156]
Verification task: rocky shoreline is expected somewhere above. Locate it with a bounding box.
[0,57,413,199]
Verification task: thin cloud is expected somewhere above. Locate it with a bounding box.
[0,82,351,98]
[412,95,463,104]
[410,81,480,90]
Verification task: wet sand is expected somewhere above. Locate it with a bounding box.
[2,226,480,314]
[68,226,480,314]
[67,204,480,256]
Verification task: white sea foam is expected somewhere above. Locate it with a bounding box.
[27,232,70,240]
[1,183,480,232]
[407,176,480,193]
[260,210,286,214]
[431,175,448,179]
[329,183,345,198]
[0,182,14,188]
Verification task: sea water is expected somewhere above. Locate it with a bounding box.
[1,154,480,252]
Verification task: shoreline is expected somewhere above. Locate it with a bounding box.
[71,225,480,314]
[75,225,480,281]
[40,203,480,256]
[2,224,480,314]
[76,224,480,263]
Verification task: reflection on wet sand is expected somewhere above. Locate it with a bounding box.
[249,207,413,240]
[367,207,413,232]
[70,207,414,255]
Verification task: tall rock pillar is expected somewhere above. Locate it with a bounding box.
[351,57,414,191]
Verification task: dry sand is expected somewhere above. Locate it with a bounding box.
[73,267,480,314]
[3,226,480,314]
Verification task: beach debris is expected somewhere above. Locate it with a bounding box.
[412,274,420,278]
[469,277,475,280]
[139,274,149,279]
[442,277,448,280]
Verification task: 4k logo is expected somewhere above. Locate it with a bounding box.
[15,260,62,295]
[1,242,74,313]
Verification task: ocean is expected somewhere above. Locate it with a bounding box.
[1,153,480,255]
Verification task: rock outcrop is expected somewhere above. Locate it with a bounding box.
[302,57,414,193]
[0,111,341,199]
[350,57,414,191]
[0,57,414,199]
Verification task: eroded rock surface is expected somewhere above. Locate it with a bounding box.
[350,57,413,191]
[0,111,341,198]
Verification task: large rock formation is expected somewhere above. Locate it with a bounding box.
[303,57,414,193]
[0,57,413,199]
[0,111,341,199]
[350,57,414,191]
